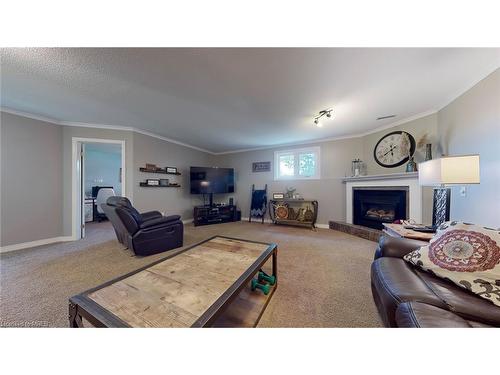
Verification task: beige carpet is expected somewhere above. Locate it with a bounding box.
[0,221,382,327]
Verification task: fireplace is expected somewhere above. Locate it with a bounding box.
[352,187,408,230]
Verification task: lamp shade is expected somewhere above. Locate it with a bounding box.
[418,155,480,186]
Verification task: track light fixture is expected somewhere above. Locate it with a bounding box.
[313,109,333,127]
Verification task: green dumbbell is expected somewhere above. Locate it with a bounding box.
[258,271,276,286]
[251,279,270,295]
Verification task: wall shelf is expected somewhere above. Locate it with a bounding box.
[139,167,181,175]
[139,183,181,188]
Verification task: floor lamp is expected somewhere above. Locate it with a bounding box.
[418,155,480,227]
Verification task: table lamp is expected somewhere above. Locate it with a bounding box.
[418,155,480,227]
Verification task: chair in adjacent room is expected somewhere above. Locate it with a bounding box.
[95,187,116,222]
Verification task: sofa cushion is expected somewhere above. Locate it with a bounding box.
[396,302,474,328]
[413,268,500,326]
[404,222,500,307]
[371,257,447,326]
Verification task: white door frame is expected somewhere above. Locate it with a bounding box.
[71,137,126,240]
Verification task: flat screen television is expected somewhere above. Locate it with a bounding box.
[190,166,235,194]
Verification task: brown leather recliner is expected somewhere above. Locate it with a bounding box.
[371,236,500,328]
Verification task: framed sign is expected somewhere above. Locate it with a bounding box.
[272,192,285,199]
[166,167,178,174]
[146,179,160,186]
[252,161,271,172]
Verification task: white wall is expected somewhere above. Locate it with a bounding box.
[437,68,500,228]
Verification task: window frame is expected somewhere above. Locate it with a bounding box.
[274,146,321,181]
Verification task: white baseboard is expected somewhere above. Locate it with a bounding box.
[182,218,194,225]
[0,236,74,254]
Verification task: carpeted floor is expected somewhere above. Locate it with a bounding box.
[0,221,382,328]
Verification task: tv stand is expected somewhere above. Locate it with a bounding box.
[193,205,239,227]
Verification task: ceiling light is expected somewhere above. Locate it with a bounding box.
[313,108,333,126]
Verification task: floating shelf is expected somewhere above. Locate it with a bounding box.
[139,167,181,175]
[139,183,181,188]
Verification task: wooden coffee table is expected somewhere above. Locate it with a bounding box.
[69,236,277,328]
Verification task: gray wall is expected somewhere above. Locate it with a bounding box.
[0,112,63,246]
[362,113,440,174]
[437,68,500,228]
[214,137,364,225]
[214,114,439,225]
[132,132,217,219]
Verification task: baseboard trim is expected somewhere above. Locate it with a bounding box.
[182,218,194,225]
[0,236,74,253]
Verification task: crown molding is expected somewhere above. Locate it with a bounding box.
[2,107,437,156]
[1,107,214,154]
[0,107,62,125]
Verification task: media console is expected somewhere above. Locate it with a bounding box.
[193,205,240,227]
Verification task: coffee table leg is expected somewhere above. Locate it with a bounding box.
[69,302,83,328]
[272,248,278,286]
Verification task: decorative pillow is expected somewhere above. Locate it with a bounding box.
[404,221,500,307]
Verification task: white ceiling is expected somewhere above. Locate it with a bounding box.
[1,48,499,153]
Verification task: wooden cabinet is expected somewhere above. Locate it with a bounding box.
[193,205,238,226]
[269,199,318,229]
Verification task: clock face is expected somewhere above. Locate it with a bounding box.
[373,131,416,168]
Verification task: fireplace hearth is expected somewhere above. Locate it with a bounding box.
[353,187,408,230]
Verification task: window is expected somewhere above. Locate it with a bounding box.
[274,146,320,180]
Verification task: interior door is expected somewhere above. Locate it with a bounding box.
[77,142,86,239]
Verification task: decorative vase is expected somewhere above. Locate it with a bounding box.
[406,156,417,172]
[425,144,432,161]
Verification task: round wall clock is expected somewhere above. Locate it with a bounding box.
[373,131,416,168]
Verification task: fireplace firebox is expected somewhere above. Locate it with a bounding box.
[353,187,408,230]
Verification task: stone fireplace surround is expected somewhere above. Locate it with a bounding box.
[343,172,422,225]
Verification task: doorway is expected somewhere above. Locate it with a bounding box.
[72,138,126,240]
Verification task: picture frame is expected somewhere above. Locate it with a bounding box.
[252,161,271,173]
[146,179,160,186]
[272,192,285,199]
[166,167,178,174]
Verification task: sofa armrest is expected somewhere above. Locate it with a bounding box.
[140,210,163,221]
[139,215,181,229]
[374,235,428,260]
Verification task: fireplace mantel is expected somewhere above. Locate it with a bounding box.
[342,172,418,183]
[344,172,422,224]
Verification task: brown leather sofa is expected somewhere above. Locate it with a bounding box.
[371,236,500,327]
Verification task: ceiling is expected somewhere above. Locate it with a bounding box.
[1,48,499,153]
